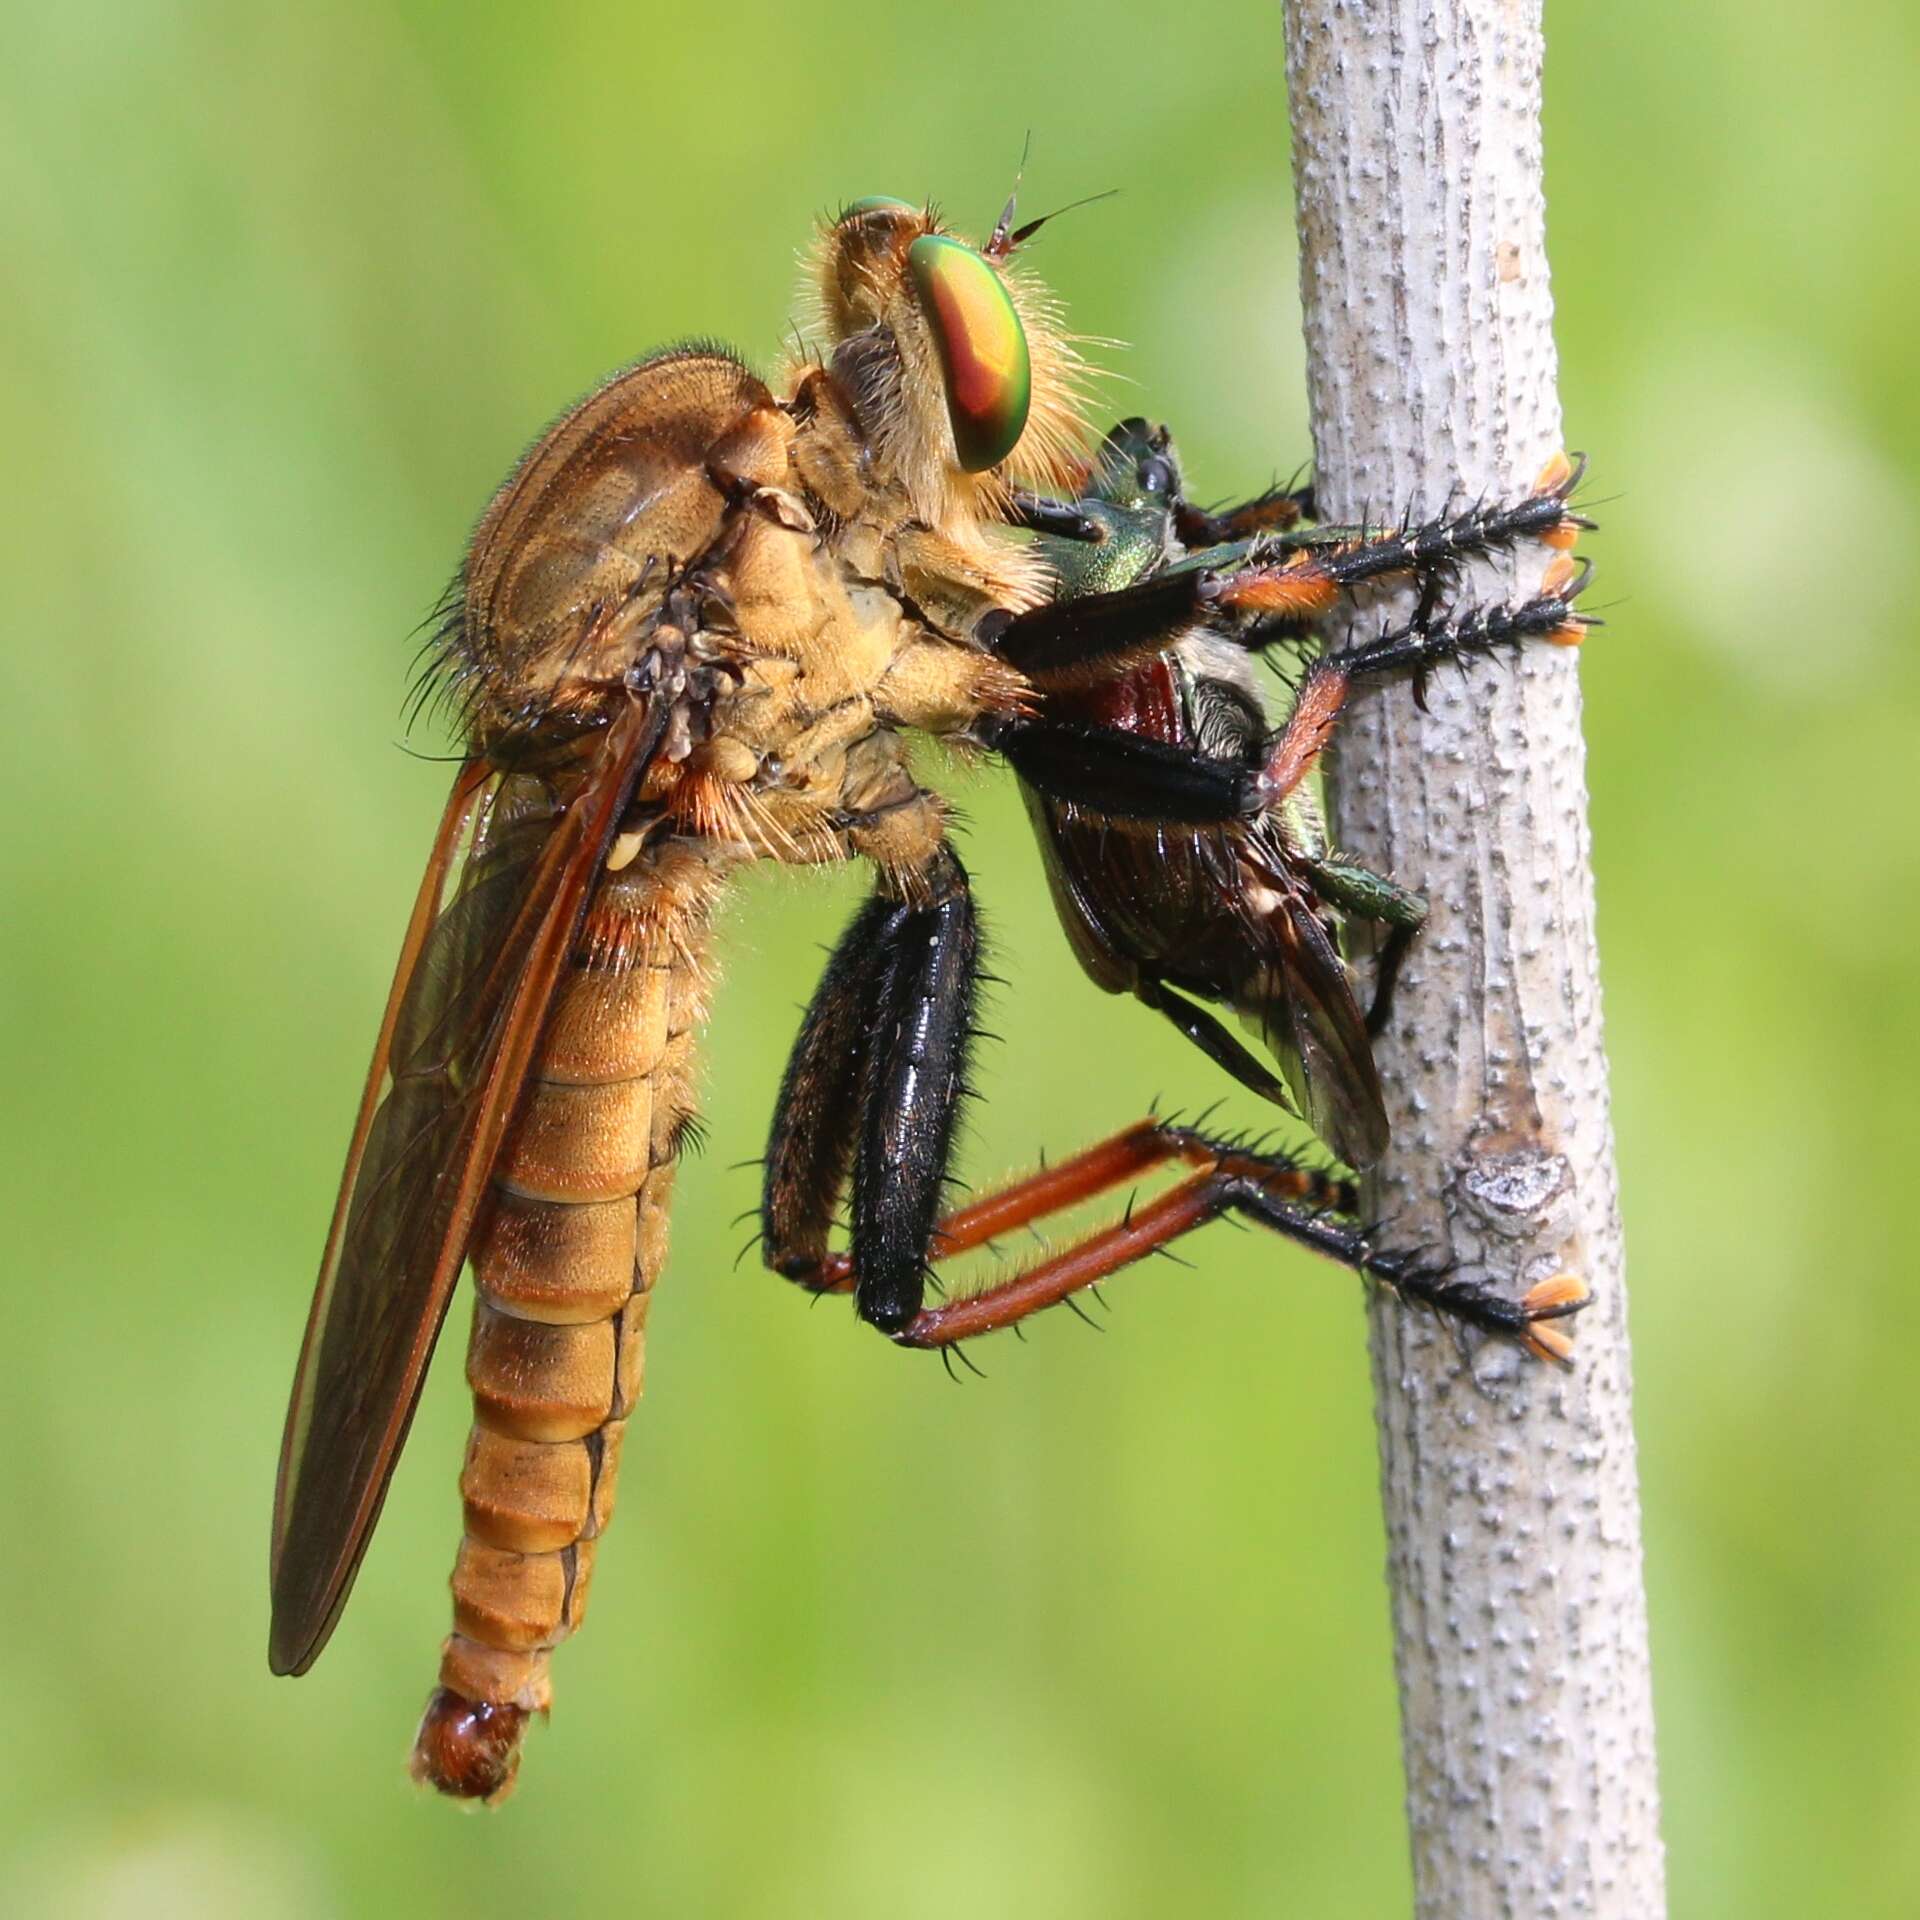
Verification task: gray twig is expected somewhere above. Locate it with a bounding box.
[1280,4,1666,1913]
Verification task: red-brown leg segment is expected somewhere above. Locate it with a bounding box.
[793,1120,1353,1296]
[787,1121,1585,1363]
[1174,481,1313,547]
[894,1148,1586,1362]
[1251,557,1595,809]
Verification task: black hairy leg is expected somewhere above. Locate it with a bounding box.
[761,844,980,1334]
[992,554,1593,826]
[850,849,979,1332]
[985,453,1588,687]
[789,1118,1588,1362]
[761,895,897,1280]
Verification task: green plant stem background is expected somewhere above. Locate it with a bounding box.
[3,5,1915,1915]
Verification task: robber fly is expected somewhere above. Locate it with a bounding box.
[270,194,1591,1803]
[1010,419,1590,1168]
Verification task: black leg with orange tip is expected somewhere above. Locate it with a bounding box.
[1253,554,1597,805]
[986,453,1589,687]
[1213,451,1591,644]
[989,554,1594,827]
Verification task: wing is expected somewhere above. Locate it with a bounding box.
[268,698,665,1676]
[1248,863,1389,1169]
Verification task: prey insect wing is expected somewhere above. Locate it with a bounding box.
[1254,853,1391,1166]
[1026,781,1389,1166]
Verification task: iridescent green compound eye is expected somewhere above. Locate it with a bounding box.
[906,234,1031,472]
[843,195,916,218]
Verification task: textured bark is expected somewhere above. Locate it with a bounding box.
[1279,5,1666,1915]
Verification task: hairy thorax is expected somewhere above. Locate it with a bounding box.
[450,349,1037,897]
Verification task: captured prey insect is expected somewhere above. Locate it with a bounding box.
[1005,418,1592,1168]
[268,192,1593,1803]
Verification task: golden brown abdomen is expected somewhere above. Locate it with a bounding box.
[410,847,718,1800]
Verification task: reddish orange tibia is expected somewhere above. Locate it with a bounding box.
[784,1118,1584,1364]
[796,1117,1356,1297]
[1257,662,1351,801]
[1216,564,1342,619]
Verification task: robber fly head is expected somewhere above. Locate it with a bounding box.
[805,196,1095,525]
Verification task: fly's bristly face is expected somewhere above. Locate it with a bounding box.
[797,196,1096,541]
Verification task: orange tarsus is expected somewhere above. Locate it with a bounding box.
[1518,1273,1590,1363]
[1540,552,1580,595]
[1524,1323,1576,1363]
[1532,448,1576,496]
[1532,448,1584,549]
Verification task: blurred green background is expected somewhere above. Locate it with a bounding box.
[3,2,1916,1914]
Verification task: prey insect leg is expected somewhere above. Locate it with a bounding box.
[1173,481,1315,547]
[1210,452,1590,645]
[994,555,1592,826]
[1132,975,1295,1105]
[1255,557,1594,803]
[1291,854,1428,1036]
[988,454,1587,687]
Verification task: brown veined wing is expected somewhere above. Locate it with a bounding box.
[1242,835,1390,1169]
[268,697,664,1677]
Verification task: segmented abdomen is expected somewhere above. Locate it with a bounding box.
[411,843,720,1800]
